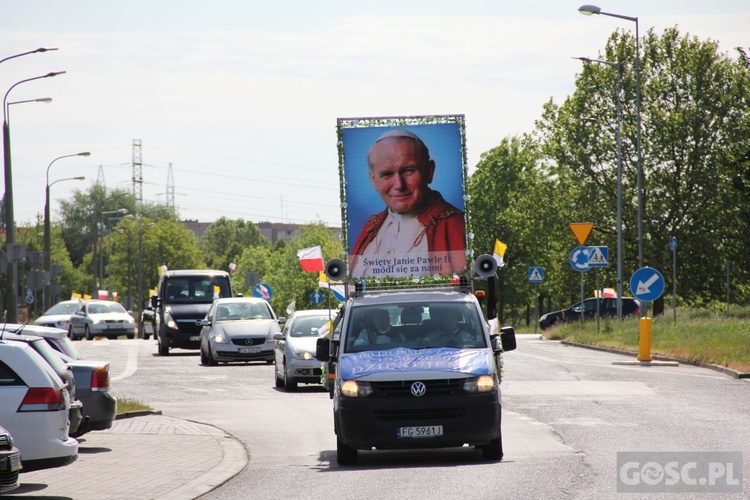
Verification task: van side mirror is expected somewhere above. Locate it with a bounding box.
[150,295,158,308]
[316,337,331,362]
[500,326,516,352]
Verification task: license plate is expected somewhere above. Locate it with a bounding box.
[8,453,22,471]
[397,425,443,438]
[239,346,261,354]
[189,336,200,341]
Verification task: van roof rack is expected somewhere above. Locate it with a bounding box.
[349,278,472,299]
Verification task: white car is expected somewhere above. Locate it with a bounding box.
[69,300,136,340]
[34,299,81,331]
[273,309,336,391]
[0,339,78,471]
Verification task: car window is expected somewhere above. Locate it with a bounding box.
[290,316,331,337]
[28,339,70,375]
[44,302,79,315]
[164,276,231,304]
[0,360,23,386]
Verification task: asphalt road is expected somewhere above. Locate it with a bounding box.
[74,334,749,499]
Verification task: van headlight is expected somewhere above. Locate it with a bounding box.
[340,380,373,398]
[165,309,178,329]
[463,375,496,393]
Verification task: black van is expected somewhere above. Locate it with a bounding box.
[151,270,233,355]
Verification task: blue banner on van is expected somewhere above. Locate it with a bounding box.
[339,347,491,379]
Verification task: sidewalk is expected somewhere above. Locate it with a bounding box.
[8,413,248,499]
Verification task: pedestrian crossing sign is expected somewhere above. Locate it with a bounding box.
[588,246,609,267]
[528,267,544,283]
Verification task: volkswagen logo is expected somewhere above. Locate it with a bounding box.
[244,339,255,346]
[410,381,426,397]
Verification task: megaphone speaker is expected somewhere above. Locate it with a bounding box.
[325,259,347,281]
[474,254,498,278]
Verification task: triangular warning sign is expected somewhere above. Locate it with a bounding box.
[589,247,606,264]
[530,269,542,281]
[569,222,594,246]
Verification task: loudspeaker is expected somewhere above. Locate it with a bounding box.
[474,254,498,278]
[325,259,347,281]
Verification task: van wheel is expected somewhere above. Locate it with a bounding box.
[481,434,503,461]
[158,333,169,356]
[336,437,357,466]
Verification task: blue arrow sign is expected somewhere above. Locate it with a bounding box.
[252,283,273,301]
[569,246,590,272]
[629,267,665,302]
[587,246,608,267]
[528,267,544,283]
[311,290,324,304]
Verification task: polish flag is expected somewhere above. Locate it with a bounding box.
[297,246,325,272]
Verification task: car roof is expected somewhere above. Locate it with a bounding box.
[289,309,337,318]
[213,297,266,304]
[163,270,229,278]
[348,290,477,308]
[0,341,65,389]
[1,324,68,340]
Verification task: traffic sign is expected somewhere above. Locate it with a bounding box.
[568,223,594,246]
[252,283,273,300]
[311,290,324,304]
[629,267,665,302]
[569,246,590,272]
[669,237,677,251]
[587,246,609,268]
[528,267,544,283]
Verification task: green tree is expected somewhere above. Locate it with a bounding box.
[537,27,750,306]
[199,217,269,270]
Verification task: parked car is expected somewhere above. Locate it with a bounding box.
[0,339,78,471]
[199,297,281,365]
[69,300,136,340]
[539,297,640,330]
[4,324,116,437]
[34,299,81,331]
[273,309,336,391]
[140,302,157,340]
[0,425,22,493]
[1,332,83,438]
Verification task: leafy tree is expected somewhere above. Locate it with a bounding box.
[199,217,269,270]
[537,27,750,306]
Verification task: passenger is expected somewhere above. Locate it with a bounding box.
[353,309,403,346]
[424,306,476,346]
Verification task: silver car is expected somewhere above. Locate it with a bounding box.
[273,309,335,391]
[34,299,81,331]
[69,300,136,340]
[199,298,281,365]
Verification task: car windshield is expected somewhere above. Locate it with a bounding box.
[343,302,487,353]
[216,302,272,321]
[44,302,79,315]
[163,276,231,304]
[290,315,332,337]
[89,302,127,314]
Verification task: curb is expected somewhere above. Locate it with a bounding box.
[115,409,163,420]
[559,340,750,379]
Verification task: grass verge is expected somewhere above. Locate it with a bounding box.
[117,397,154,414]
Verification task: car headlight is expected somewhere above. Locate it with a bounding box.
[165,310,178,329]
[463,375,496,393]
[292,349,314,360]
[211,331,229,344]
[340,379,372,398]
[91,317,103,325]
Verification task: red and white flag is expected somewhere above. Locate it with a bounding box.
[297,245,325,272]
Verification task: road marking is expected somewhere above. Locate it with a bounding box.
[112,342,140,382]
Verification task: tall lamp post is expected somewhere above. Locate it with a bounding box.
[44,153,89,310]
[575,56,624,320]
[578,4,643,271]
[3,70,65,322]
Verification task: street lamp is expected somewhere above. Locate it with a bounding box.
[575,56,624,320]
[578,4,643,271]
[3,70,65,322]
[44,152,89,309]
[0,48,58,65]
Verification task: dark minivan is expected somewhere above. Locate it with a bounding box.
[152,270,233,356]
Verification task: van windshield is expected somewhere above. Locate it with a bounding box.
[163,276,231,304]
[343,302,487,353]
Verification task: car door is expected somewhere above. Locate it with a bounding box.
[275,314,293,369]
[70,303,85,335]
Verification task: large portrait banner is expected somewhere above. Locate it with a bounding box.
[337,115,467,279]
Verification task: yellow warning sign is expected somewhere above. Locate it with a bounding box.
[569,222,594,246]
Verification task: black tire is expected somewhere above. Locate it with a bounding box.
[275,365,284,388]
[68,326,78,341]
[127,334,134,340]
[481,435,503,461]
[283,360,297,391]
[85,325,93,341]
[336,437,358,466]
[141,323,150,340]
[158,332,169,356]
[206,346,218,366]
[200,347,209,366]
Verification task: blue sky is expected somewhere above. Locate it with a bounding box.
[2,1,748,228]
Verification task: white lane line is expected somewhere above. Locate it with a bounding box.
[112,341,139,381]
